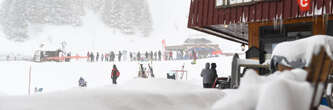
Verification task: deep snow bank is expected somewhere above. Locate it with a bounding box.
[0,79,224,110]
[212,69,314,110]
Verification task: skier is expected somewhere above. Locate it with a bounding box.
[101,53,104,62]
[154,52,157,61]
[158,50,161,61]
[105,53,109,62]
[90,52,95,62]
[96,52,99,62]
[150,51,153,60]
[137,52,141,61]
[145,51,149,61]
[110,51,115,62]
[148,63,154,78]
[111,65,120,84]
[130,52,133,61]
[118,51,122,62]
[78,77,87,87]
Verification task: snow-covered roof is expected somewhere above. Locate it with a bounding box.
[272,35,333,67]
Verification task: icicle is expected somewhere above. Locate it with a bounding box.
[279,16,283,33]
[273,16,277,31]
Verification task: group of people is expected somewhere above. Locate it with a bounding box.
[200,63,218,88]
[129,51,162,62]
[87,51,122,62]
[85,50,163,62]
[165,50,197,61]
[78,64,121,87]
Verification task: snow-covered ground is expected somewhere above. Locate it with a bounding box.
[0,56,232,110]
[0,56,234,96]
[0,79,224,110]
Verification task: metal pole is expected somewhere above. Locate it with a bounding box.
[28,65,31,96]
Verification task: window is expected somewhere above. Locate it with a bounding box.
[327,20,333,36]
[259,22,312,54]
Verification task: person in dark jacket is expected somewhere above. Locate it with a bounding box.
[137,52,141,61]
[101,53,104,62]
[96,52,99,62]
[78,77,87,87]
[111,65,120,84]
[158,51,162,61]
[90,52,94,62]
[201,63,211,88]
[118,51,122,62]
[209,63,218,88]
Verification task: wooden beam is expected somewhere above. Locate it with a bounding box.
[313,15,327,35]
[248,23,260,48]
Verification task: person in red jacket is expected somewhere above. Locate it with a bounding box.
[111,64,120,84]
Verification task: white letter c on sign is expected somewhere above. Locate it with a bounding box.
[300,0,309,7]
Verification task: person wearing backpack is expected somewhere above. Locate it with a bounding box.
[111,65,120,84]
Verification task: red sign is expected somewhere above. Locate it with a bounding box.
[298,0,311,12]
[162,40,166,49]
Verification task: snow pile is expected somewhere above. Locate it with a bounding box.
[0,79,224,110]
[212,69,314,110]
[272,35,333,67]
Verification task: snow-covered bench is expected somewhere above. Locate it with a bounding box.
[306,47,333,110]
[271,35,333,110]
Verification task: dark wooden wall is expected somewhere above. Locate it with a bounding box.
[188,0,333,28]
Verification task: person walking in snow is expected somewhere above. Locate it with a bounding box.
[111,65,120,84]
[90,52,95,62]
[145,51,149,61]
[130,52,133,61]
[101,53,104,62]
[118,51,122,62]
[154,52,157,61]
[78,77,87,87]
[137,52,141,61]
[158,50,161,61]
[201,63,211,88]
[96,52,99,62]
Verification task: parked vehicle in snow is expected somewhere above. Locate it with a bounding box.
[213,53,270,89]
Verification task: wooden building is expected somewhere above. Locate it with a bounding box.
[188,0,333,57]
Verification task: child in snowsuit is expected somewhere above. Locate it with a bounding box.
[111,65,120,84]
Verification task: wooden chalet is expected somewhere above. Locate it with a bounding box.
[188,0,333,57]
